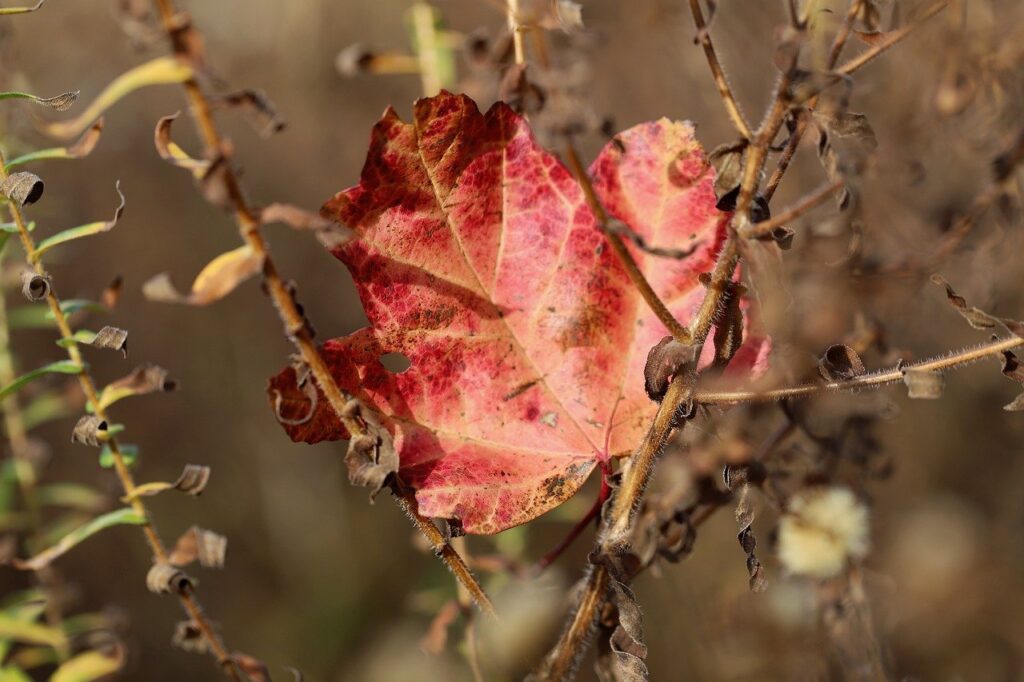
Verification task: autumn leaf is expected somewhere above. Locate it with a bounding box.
[269,92,768,534]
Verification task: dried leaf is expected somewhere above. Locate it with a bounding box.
[71,415,107,447]
[1,171,44,206]
[535,0,584,32]
[100,275,124,310]
[342,400,398,497]
[643,336,697,402]
[34,181,126,258]
[902,368,944,399]
[335,44,420,77]
[3,118,104,170]
[172,620,210,654]
[20,271,50,301]
[420,600,460,655]
[41,57,194,140]
[260,202,352,248]
[11,508,146,570]
[168,526,226,569]
[930,274,1000,330]
[153,112,210,177]
[82,326,129,357]
[212,89,286,137]
[127,464,210,500]
[0,87,74,108]
[143,245,263,306]
[97,363,176,411]
[595,578,648,681]
[146,563,193,596]
[267,92,769,533]
[818,344,866,381]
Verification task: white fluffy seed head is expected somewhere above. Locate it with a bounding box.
[777,486,870,579]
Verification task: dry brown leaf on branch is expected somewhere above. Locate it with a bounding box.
[98,363,176,410]
[169,526,227,569]
[1,171,44,206]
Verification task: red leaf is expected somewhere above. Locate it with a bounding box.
[268,92,768,534]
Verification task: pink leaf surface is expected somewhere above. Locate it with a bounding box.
[269,92,767,534]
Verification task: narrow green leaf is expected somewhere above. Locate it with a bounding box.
[3,120,103,171]
[0,616,65,649]
[12,508,146,571]
[98,444,138,469]
[21,389,75,430]
[0,361,82,400]
[35,183,125,258]
[36,483,106,512]
[0,221,34,234]
[0,665,34,682]
[53,299,106,317]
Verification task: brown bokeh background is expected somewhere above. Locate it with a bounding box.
[2,1,1023,680]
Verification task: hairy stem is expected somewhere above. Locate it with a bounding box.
[742,177,844,239]
[0,152,241,681]
[151,0,492,614]
[695,335,1024,404]
[688,0,753,140]
[834,0,949,76]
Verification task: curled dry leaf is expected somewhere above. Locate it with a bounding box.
[268,92,769,534]
[643,336,697,402]
[169,526,226,569]
[126,464,210,500]
[0,87,74,108]
[3,119,104,170]
[232,652,272,682]
[143,244,263,306]
[101,275,124,310]
[1,171,44,206]
[261,202,353,250]
[154,113,210,176]
[20,271,51,301]
[595,577,648,682]
[342,399,399,497]
[172,620,210,654]
[146,562,193,596]
[930,274,1000,330]
[999,350,1024,412]
[86,326,129,357]
[98,363,176,411]
[818,344,866,381]
[71,415,108,447]
[902,368,944,399]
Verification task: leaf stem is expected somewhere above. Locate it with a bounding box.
[688,0,753,140]
[741,177,844,239]
[151,0,492,614]
[0,150,242,681]
[834,1,949,77]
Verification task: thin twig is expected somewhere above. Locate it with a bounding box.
[688,0,753,140]
[694,335,1024,404]
[0,151,242,681]
[742,177,844,239]
[150,0,493,615]
[835,1,950,77]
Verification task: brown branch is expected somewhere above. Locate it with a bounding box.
[150,0,493,615]
[835,1,949,77]
[0,153,242,681]
[688,0,753,140]
[694,335,1024,404]
[742,177,844,239]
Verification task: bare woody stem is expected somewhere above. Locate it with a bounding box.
[834,0,949,76]
[150,0,493,615]
[0,154,242,682]
[741,177,844,239]
[694,335,1024,404]
[688,0,753,140]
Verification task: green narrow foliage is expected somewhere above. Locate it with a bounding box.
[36,483,106,512]
[98,443,138,469]
[0,361,82,400]
[14,508,146,571]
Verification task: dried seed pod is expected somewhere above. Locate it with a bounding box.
[71,415,108,447]
[1,172,44,206]
[20,271,51,301]
[146,562,193,595]
[818,344,866,381]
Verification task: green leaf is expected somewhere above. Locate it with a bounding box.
[0,221,34,233]
[36,483,106,512]
[0,665,34,682]
[54,299,107,317]
[7,298,105,330]
[51,649,123,682]
[0,361,82,400]
[98,443,137,469]
[21,389,75,430]
[12,508,146,571]
[34,182,125,258]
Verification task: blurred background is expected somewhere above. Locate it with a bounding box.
[1,0,1023,679]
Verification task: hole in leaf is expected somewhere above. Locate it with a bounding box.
[379,352,411,374]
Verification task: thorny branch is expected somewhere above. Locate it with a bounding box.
[149,0,494,615]
[0,152,243,681]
